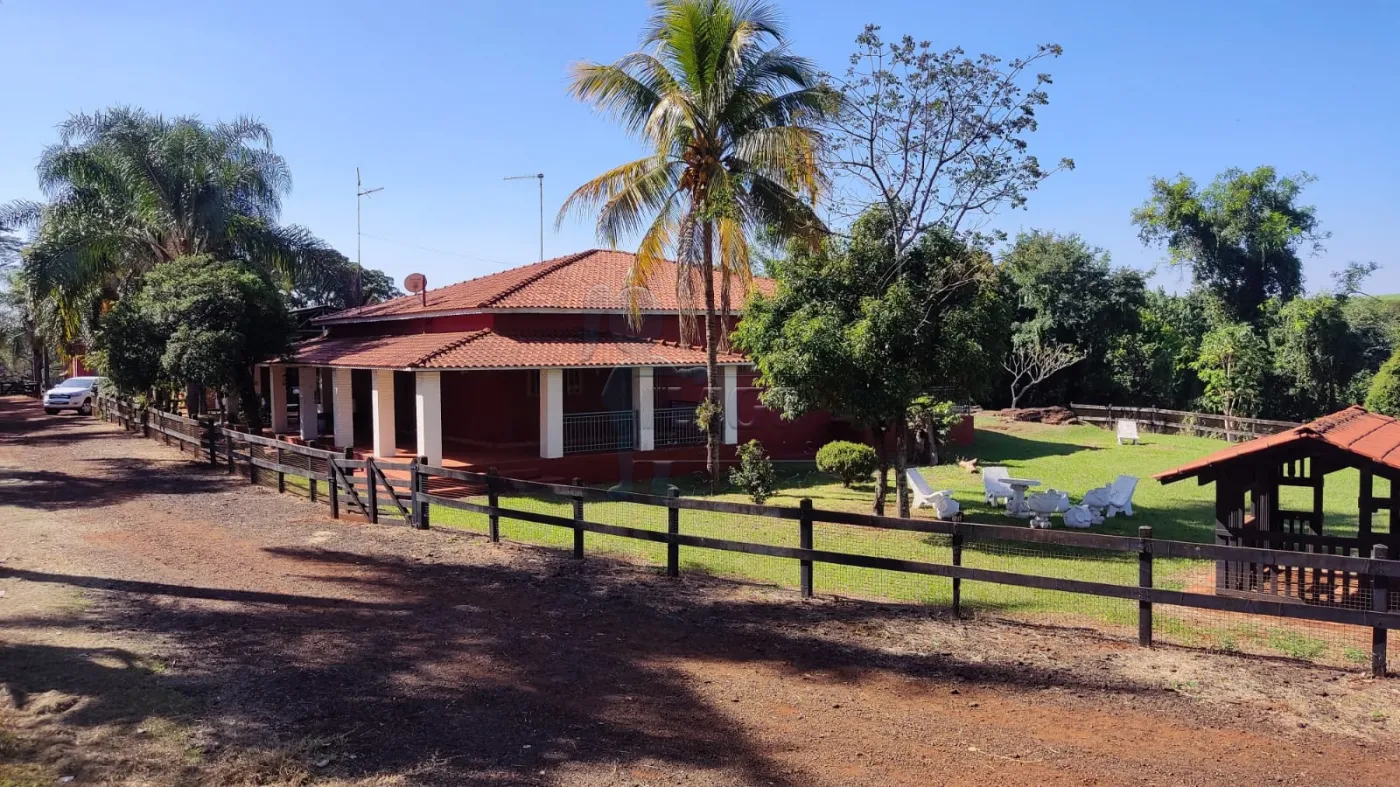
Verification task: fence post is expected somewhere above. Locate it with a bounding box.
[667,486,680,578]
[1373,543,1390,678]
[572,477,585,559]
[140,408,149,439]
[224,432,235,474]
[249,439,258,485]
[329,456,340,520]
[365,455,379,525]
[1138,525,1154,647]
[951,521,964,618]
[487,467,500,542]
[799,498,814,598]
[276,445,286,493]
[413,456,430,530]
[203,419,218,465]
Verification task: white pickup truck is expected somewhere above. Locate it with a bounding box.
[43,376,103,416]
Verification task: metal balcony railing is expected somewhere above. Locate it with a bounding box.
[654,406,706,447]
[562,410,637,454]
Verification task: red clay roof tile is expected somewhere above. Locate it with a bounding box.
[1155,406,1400,483]
[286,329,743,370]
[316,249,776,324]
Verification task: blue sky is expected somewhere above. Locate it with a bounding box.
[2,0,1396,293]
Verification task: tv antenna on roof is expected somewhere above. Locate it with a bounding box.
[356,167,384,306]
[504,173,544,261]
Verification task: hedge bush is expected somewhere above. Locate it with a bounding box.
[816,440,878,487]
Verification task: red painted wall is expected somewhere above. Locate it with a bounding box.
[442,369,538,449]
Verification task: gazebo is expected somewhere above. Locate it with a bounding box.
[1156,406,1400,605]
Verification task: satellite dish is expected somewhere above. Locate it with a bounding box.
[404,273,427,306]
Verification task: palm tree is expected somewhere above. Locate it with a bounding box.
[0,107,337,342]
[559,0,832,487]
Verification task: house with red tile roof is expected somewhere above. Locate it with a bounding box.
[256,250,846,483]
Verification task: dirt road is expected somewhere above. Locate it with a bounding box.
[2,395,1399,785]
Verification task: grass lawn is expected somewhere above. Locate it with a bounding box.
[418,415,1378,664]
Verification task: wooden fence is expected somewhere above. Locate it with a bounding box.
[96,397,1398,676]
[1069,403,1299,442]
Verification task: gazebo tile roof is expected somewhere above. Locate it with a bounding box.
[1155,406,1400,483]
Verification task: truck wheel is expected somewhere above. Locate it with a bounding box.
[79,400,93,416]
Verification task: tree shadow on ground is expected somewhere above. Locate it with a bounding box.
[968,427,1097,464]
[0,462,231,511]
[0,544,1167,785]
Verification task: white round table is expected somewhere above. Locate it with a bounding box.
[1003,478,1042,518]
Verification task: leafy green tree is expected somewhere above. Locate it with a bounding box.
[290,250,403,309]
[1133,166,1327,323]
[1110,288,1211,408]
[98,256,293,428]
[1365,351,1400,417]
[1001,230,1146,403]
[735,208,1004,515]
[1264,294,1368,419]
[1,107,339,341]
[1193,322,1268,427]
[558,0,832,490]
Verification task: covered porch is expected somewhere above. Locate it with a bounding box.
[259,329,745,481]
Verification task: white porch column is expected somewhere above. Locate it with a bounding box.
[632,366,655,452]
[722,365,739,445]
[332,367,354,449]
[415,371,443,467]
[539,368,563,459]
[269,365,290,434]
[298,366,320,441]
[371,369,397,458]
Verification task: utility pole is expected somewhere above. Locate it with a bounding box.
[356,167,384,306]
[505,173,544,261]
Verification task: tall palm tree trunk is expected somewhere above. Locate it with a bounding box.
[701,222,721,493]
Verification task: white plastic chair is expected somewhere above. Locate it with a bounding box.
[983,466,1013,505]
[906,468,937,509]
[1106,475,1139,518]
[1116,419,1140,445]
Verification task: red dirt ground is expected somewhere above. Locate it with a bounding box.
[2,395,1399,786]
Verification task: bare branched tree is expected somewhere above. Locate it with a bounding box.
[1004,341,1084,408]
[824,26,1073,262]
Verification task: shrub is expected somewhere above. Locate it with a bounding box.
[816,440,878,487]
[1366,352,1400,416]
[728,439,778,503]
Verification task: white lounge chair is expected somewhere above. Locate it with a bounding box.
[906,469,960,520]
[1106,474,1139,518]
[906,468,937,509]
[983,466,1013,505]
[1116,419,1140,445]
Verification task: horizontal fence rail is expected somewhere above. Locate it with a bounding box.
[1070,403,1299,442]
[94,395,1399,675]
